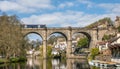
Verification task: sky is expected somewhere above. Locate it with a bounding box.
[0,0,120,27]
[0,0,120,41]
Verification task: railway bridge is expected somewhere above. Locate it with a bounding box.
[22,25,108,58]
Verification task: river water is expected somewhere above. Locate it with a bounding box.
[0,58,118,69]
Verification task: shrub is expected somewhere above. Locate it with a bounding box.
[18,56,27,62]
[10,57,19,62]
[10,56,27,63]
[90,48,99,60]
[0,58,9,64]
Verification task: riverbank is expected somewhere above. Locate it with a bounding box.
[0,57,27,64]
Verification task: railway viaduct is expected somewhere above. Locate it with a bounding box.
[22,27,108,58]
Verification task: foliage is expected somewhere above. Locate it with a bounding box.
[18,56,27,62]
[39,46,53,58]
[0,56,27,64]
[10,58,19,62]
[47,46,52,58]
[0,58,9,64]
[117,26,120,32]
[102,35,110,41]
[86,17,113,29]
[102,34,115,41]
[77,37,89,48]
[39,46,43,57]
[90,48,99,60]
[47,35,57,45]
[0,14,27,59]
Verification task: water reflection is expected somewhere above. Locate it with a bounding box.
[0,58,119,69]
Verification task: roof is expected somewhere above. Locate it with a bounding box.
[109,44,120,48]
[97,41,108,45]
[108,36,120,43]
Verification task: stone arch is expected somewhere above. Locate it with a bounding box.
[47,32,68,41]
[23,32,43,40]
[72,32,91,48]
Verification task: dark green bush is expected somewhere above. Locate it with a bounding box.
[10,57,19,62]
[9,56,27,63]
[18,56,27,62]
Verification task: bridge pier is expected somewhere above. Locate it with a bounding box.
[66,27,72,58]
[43,28,47,59]
[43,40,47,58]
[67,40,72,58]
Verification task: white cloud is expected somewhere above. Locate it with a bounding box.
[98,3,120,13]
[22,11,119,27]
[58,2,74,8]
[0,0,54,13]
[17,0,53,9]
[77,0,94,8]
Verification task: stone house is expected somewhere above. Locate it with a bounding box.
[96,33,120,62]
[108,33,120,63]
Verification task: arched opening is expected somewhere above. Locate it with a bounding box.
[24,32,43,57]
[72,32,91,55]
[47,32,67,58]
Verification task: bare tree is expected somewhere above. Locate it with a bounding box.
[0,14,27,59]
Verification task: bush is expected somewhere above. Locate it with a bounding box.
[18,56,27,62]
[10,57,19,62]
[77,37,88,48]
[47,46,52,58]
[90,48,99,60]
[0,58,9,64]
[10,56,27,63]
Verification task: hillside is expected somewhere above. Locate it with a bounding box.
[85,17,113,29]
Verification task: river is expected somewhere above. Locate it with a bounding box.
[0,57,117,69]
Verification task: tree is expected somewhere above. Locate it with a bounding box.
[102,35,110,41]
[47,35,57,45]
[77,37,89,48]
[102,34,115,41]
[90,48,99,59]
[0,14,27,59]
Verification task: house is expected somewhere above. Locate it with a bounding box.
[96,41,108,51]
[96,33,120,63]
[108,34,120,63]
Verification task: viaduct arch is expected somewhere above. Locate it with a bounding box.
[22,27,108,58]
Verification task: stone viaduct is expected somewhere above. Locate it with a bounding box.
[22,27,108,58]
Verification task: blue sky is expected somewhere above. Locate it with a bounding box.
[0,0,120,27]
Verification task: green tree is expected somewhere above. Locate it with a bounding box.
[77,37,89,48]
[90,48,99,59]
[102,35,110,41]
[39,46,52,58]
[47,35,57,45]
[47,46,52,58]
[102,34,115,41]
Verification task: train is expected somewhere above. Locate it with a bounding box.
[22,24,46,28]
